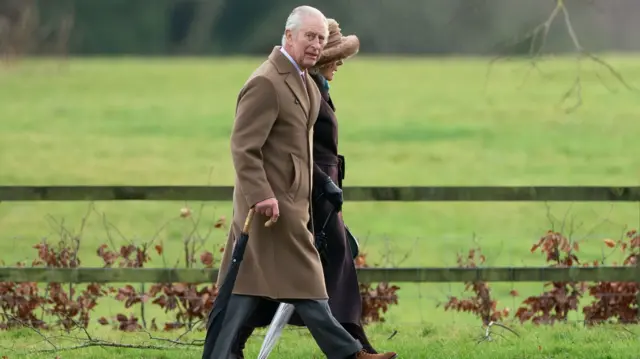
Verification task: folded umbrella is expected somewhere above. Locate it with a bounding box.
[201,207,274,359]
[257,298,296,359]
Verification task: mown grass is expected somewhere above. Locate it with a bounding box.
[1,322,638,358]
[0,55,639,356]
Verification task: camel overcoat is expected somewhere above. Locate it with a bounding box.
[243,73,363,329]
[216,46,328,300]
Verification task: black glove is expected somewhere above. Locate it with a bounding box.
[321,176,343,211]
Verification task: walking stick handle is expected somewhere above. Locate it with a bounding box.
[242,208,277,233]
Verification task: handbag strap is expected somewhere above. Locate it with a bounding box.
[320,207,336,232]
[313,192,337,233]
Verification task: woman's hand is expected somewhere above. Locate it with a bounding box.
[322,176,343,211]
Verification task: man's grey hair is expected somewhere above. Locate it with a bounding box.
[281,6,328,47]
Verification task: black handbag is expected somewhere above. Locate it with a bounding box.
[345,225,360,259]
[315,208,360,263]
[313,185,359,263]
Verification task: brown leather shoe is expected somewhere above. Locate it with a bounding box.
[355,349,398,359]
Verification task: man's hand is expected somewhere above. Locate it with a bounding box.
[322,177,343,211]
[255,197,279,223]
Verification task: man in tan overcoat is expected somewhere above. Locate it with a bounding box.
[206,5,397,359]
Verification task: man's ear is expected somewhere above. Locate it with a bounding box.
[285,29,293,44]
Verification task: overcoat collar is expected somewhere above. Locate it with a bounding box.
[268,46,320,129]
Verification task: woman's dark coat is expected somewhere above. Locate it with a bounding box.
[243,73,362,327]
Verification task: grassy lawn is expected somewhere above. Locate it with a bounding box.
[1,322,638,358]
[0,54,639,356]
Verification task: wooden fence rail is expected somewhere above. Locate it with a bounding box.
[1,266,639,284]
[1,185,640,201]
[1,185,638,313]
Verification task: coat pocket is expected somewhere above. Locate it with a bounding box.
[287,153,302,200]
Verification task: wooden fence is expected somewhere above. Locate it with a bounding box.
[1,185,639,312]
[1,185,640,201]
[0,266,639,284]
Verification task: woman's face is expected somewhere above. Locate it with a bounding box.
[320,60,342,81]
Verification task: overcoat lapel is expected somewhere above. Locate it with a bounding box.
[268,47,318,123]
[305,72,321,130]
[284,74,310,118]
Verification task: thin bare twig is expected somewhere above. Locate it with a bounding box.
[476,321,520,344]
[143,325,204,347]
[485,0,636,113]
[5,314,205,355]
[33,340,199,354]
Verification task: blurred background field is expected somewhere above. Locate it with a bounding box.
[1,0,640,357]
[2,54,639,334]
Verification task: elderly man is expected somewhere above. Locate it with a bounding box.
[202,5,398,359]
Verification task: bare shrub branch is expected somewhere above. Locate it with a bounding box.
[476,321,520,344]
[0,191,401,354]
[483,0,637,113]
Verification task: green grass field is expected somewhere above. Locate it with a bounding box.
[1,323,638,359]
[1,54,640,357]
